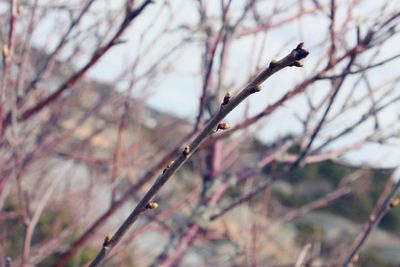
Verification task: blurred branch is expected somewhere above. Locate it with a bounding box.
[340,174,400,266]
[0,0,18,134]
[21,164,67,266]
[21,0,98,98]
[2,0,154,133]
[110,103,129,205]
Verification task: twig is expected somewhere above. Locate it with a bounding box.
[290,52,357,170]
[194,20,225,131]
[328,0,337,67]
[278,187,352,224]
[340,172,400,266]
[0,0,18,135]
[21,163,67,266]
[317,53,400,80]
[294,243,312,267]
[110,103,129,205]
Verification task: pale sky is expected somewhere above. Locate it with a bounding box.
[5,0,400,169]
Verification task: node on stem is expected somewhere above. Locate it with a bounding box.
[146,202,159,209]
[183,146,191,156]
[221,92,231,106]
[103,235,111,247]
[217,122,230,130]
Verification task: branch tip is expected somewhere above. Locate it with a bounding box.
[296,42,304,49]
[292,43,309,61]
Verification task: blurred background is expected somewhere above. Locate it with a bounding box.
[1,0,400,266]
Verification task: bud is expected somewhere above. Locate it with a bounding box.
[103,234,112,246]
[351,254,359,263]
[222,92,231,106]
[146,201,159,209]
[292,42,309,61]
[2,45,9,58]
[291,61,303,67]
[217,122,230,130]
[250,85,262,93]
[183,145,191,156]
[296,42,304,50]
[17,4,24,14]
[369,214,376,223]
[390,198,400,208]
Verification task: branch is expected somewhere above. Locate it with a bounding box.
[289,52,357,170]
[340,175,400,266]
[317,53,400,80]
[110,103,129,205]
[87,43,309,267]
[2,0,154,133]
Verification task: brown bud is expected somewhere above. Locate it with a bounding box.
[369,214,376,222]
[2,45,9,58]
[292,42,309,61]
[183,145,191,156]
[217,122,230,130]
[250,85,262,93]
[17,4,24,14]
[390,198,400,208]
[146,201,159,209]
[103,234,112,246]
[269,60,278,68]
[291,61,303,67]
[222,92,231,106]
[351,254,359,263]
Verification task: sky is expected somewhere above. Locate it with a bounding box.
[3,0,400,169]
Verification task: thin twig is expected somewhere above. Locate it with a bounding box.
[21,163,68,266]
[110,103,129,205]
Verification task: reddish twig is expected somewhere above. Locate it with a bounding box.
[110,103,129,205]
